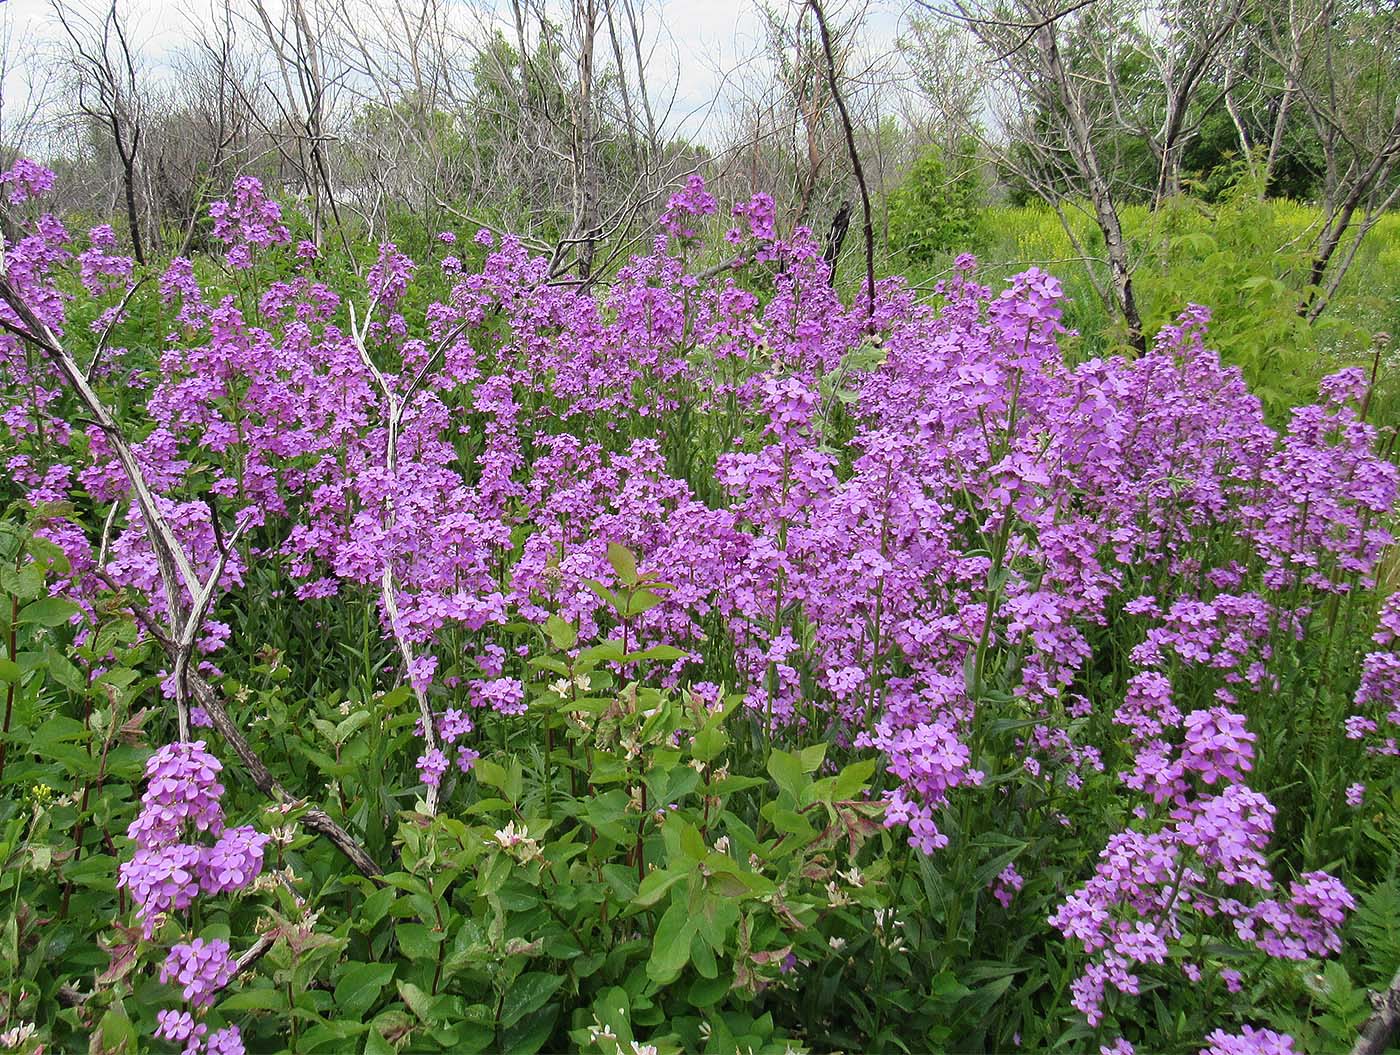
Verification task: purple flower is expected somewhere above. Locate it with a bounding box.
[476,677,525,716]
[0,158,56,203]
[1200,1026,1296,1055]
[198,826,270,895]
[205,1027,246,1055]
[127,740,226,849]
[154,1008,205,1047]
[160,938,236,1007]
[118,843,202,936]
[416,747,448,787]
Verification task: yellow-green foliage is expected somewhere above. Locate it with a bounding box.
[906,193,1400,423]
[886,146,984,266]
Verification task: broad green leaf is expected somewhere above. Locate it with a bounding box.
[633,869,685,908]
[646,900,695,982]
[766,749,806,800]
[19,596,77,627]
[335,962,396,1017]
[499,971,564,1028]
[606,542,639,586]
[544,614,577,651]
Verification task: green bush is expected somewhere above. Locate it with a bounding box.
[885,145,983,265]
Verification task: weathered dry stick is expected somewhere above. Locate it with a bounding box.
[1352,967,1400,1055]
[171,516,249,740]
[347,300,440,817]
[808,0,877,334]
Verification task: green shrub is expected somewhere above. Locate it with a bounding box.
[886,145,983,265]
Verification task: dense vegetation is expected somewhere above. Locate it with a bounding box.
[887,176,1400,425]
[0,147,1396,1055]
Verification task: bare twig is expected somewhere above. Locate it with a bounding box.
[807,0,875,332]
[1352,967,1400,1055]
[347,300,440,817]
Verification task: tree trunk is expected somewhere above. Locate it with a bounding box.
[1038,24,1145,353]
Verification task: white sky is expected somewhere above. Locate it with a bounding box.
[0,0,911,152]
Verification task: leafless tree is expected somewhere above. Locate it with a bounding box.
[51,0,150,263]
[1277,0,1400,317]
[1101,0,1251,206]
[923,0,1148,350]
[242,0,351,251]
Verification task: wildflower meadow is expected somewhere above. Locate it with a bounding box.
[0,160,1397,1055]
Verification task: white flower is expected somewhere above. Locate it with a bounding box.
[825,881,850,907]
[714,836,731,854]
[492,821,541,862]
[629,1044,658,1055]
[0,1023,35,1049]
[585,1017,617,1045]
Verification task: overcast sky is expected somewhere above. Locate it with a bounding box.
[0,0,910,152]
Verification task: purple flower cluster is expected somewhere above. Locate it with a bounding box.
[1350,591,1400,757]
[160,939,236,1008]
[659,174,717,240]
[1200,1026,1297,1055]
[0,157,56,203]
[208,176,290,270]
[1050,782,1350,1029]
[3,163,1393,1055]
[113,740,263,1054]
[118,742,268,936]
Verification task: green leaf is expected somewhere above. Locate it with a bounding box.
[606,542,639,586]
[646,900,695,982]
[830,758,877,800]
[474,759,510,794]
[0,563,45,602]
[396,980,441,1023]
[499,972,564,1028]
[395,922,445,960]
[355,885,398,930]
[578,640,625,666]
[19,597,77,627]
[544,614,577,651]
[218,987,286,1012]
[622,644,687,663]
[766,750,806,800]
[583,580,623,615]
[44,646,87,694]
[690,724,728,763]
[0,659,20,684]
[633,869,686,908]
[335,962,396,1017]
[364,1027,397,1055]
[333,709,372,745]
[623,589,665,618]
[798,742,827,773]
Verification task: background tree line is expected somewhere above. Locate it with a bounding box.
[0,0,1396,367]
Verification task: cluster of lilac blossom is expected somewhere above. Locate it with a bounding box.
[2,161,1394,1051]
[114,741,264,1054]
[1349,591,1400,761]
[118,741,268,936]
